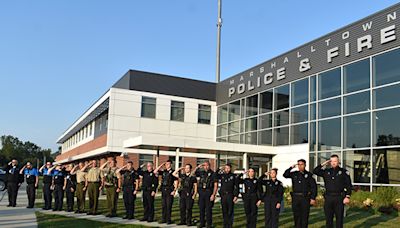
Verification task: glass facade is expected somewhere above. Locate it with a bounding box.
[217,47,400,188]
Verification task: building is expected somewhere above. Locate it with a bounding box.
[57,3,400,190]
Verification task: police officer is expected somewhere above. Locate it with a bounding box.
[194,161,218,228]
[100,158,119,217]
[138,162,158,222]
[70,161,87,213]
[154,160,178,224]
[19,162,39,208]
[215,163,239,228]
[116,161,140,220]
[39,161,54,210]
[4,159,23,207]
[238,168,263,228]
[65,164,76,212]
[82,160,104,215]
[313,154,352,228]
[173,164,197,226]
[283,159,317,228]
[259,168,284,228]
[49,164,67,211]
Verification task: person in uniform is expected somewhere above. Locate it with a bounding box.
[313,154,352,228]
[82,159,104,215]
[39,161,54,210]
[70,161,87,213]
[116,161,140,220]
[154,160,178,224]
[215,163,239,228]
[100,158,119,217]
[48,164,67,211]
[3,159,23,207]
[19,162,39,208]
[173,164,197,226]
[138,162,158,222]
[259,168,284,228]
[238,168,263,228]
[283,159,317,228]
[65,164,76,212]
[193,161,218,228]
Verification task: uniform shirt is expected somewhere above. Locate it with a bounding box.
[86,167,102,182]
[283,167,317,199]
[103,167,118,186]
[158,168,177,189]
[66,173,76,189]
[195,169,217,191]
[24,168,38,184]
[178,173,197,195]
[76,170,87,184]
[215,171,239,197]
[53,169,66,185]
[313,165,352,196]
[120,169,138,188]
[138,169,158,192]
[41,167,53,184]
[4,165,23,183]
[259,175,284,202]
[238,175,263,199]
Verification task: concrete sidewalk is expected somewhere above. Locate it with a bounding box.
[0,184,38,228]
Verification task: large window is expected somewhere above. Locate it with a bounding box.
[171,101,184,121]
[343,150,371,183]
[273,127,289,146]
[291,78,309,106]
[245,117,257,132]
[344,113,370,148]
[344,59,370,93]
[344,91,370,114]
[228,121,240,135]
[373,148,400,184]
[217,105,228,124]
[291,105,308,124]
[259,113,273,129]
[374,108,400,146]
[246,95,258,117]
[228,100,241,121]
[274,110,289,127]
[373,48,400,87]
[198,104,211,124]
[310,76,316,102]
[318,68,341,100]
[260,90,273,113]
[274,85,290,110]
[373,83,400,109]
[258,130,272,146]
[318,118,341,150]
[318,97,341,119]
[141,97,156,118]
[139,154,153,169]
[290,123,308,144]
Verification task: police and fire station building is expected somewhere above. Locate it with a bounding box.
[56,3,400,190]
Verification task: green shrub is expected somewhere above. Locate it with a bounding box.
[373,186,398,209]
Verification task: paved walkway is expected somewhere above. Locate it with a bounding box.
[0,184,38,228]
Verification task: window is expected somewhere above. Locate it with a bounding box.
[319,98,341,119]
[290,123,308,144]
[373,48,400,87]
[291,78,309,106]
[344,113,370,148]
[171,101,184,121]
[310,103,316,120]
[244,132,257,145]
[245,117,257,132]
[310,76,316,102]
[141,97,156,118]
[318,117,341,150]
[198,104,211,124]
[343,150,371,183]
[259,113,273,129]
[274,84,290,110]
[373,148,400,184]
[217,105,228,124]
[245,95,258,117]
[260,90,273,113]
[228,121,240,135]
[228,134,240,143]
[274,110,289,127]
[373,83,400,109]
[310,122,316,151]
[217,124,228,137]
[139,154,153,169]
[258,130,272,146]
[374,108,400,146]
[318,68,341,99]
[228,100,241,121]
[273,127,289,146]
[291,105,308,124]
[344,91,370,114]
[344,59,370,93]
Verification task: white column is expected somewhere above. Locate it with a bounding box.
[175,148,180,171]
[243,153,248,171]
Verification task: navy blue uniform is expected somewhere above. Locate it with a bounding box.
[238,175,263,228]
[65,173,76,211]
[40,167,54,210]
[138,169,158,222]
[313,165,352,228]
[283,167,317,228]
[121,169,138,219]
[158,168,177,224]
[215,171,239,228]
[52,169,66,211]
[195,169,217,228]
[259,176,284,228]
[178,173,197,226]
[23,168,39,208]
[4,164,23,207]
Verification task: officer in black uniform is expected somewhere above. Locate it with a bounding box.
[215,163,239,228]
[19,162,39,208]
[283,159,317,228]
[194,161,218,228]
[39,161,54,210]
[173,163,198,226]
[116,161,139,220]
[65,164,76,212]
[238,168,263,228]
[154,160,178,224]
[313,154,352,228]
[4,159,23,207]
[138,162,159,222]
[259,168,284,228]
[49,164,67,211]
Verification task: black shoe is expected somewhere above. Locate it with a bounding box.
[79,210,86,214]
[42,207,47,210]
[110,214,117,218]
[74,210,80,213]
[160,220,166,223]
[148,219,154,222]
[87,212,93,215]
[53,209,58,211]
[92,213,98,216]
[123,216,129,219]
[105,214,111,217]
[128,216,134,220]
[187,223,192,226]
[178,222,186,225]
[167,221,173,225]
[140,218,147,221]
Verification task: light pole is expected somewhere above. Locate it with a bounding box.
[216,0,222,83]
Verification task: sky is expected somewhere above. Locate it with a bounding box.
[0,0,398,152]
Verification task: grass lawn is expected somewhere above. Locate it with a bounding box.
[34,196,400,228]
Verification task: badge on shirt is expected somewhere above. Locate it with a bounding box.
[275,181,278,186]
[253,180,257,184]
[230,176,233,180]
[338,171,342,175]
[208,173,211,176]
[150,173,153,176]
[304,174,308,178]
